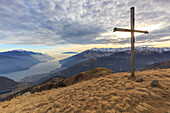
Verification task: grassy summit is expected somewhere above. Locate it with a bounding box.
[0,68,170,113]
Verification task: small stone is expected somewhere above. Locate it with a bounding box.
[22,92,31,96]
[136,77,143,82]
[126,87,133,90]
[151,80,159,87]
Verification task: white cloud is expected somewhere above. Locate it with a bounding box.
[0,0,169,46]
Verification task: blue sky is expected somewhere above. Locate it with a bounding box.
[0,0,170,58]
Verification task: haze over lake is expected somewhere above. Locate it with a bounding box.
[0,59,61,82]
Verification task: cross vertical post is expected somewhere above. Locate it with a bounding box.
[113,7,149,77]
[131,7,135,77]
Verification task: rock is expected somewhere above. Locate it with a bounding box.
[22,92,31,96]
[151,80,159,87]
[136,77,143,82]
[126,87,133,90]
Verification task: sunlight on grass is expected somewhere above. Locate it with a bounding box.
[0,69,170,113]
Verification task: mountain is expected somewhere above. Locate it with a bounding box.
[59,49,115,68]
[52,50,170,78]
[0,77,18,93]
[59,47,170,69]
[0,68,169,113]
[0,50,42,56]
[21,47,170,83]
[90,47,170,53]
[0,50,54,74]
[138,60,170,71]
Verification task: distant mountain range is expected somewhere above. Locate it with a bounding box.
[0,50,54,74]
[55,50,170,78]
[59,47,170,69]
[0,50,43,56]
[54,47,170,78]
[22,47,170,83]
[59,49,115,69]
[90,47,170,52]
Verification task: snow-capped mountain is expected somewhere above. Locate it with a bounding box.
[90,47,170,53]
[59,47,170,69]
[23,47,170,83]
[59,49,115,68]
[56,49,170,78]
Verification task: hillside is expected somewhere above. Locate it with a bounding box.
[0,77,18,93]
[0,68,169,113]
[138,60,170,71]
[31,67,114,93]
[0,68,113,101]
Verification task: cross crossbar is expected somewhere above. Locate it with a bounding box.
[114,28,149,34]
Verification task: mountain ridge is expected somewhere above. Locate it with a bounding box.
[89,47,170,53]
[58,47,170,70]
[0,50,42,56]
[138,60,170,71]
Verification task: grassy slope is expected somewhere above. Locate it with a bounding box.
[0,69,170,113]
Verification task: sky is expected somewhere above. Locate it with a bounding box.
[0,0,170,59]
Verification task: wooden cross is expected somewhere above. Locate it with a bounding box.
[113,7,149,77]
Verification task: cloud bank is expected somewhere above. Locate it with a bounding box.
[0,0,169,46]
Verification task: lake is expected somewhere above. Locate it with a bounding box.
[0,59,61,82]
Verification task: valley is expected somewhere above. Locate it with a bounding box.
[0,50,59,81]
[1,59,61,81]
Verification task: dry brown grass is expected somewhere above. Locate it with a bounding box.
[0,69,170,113]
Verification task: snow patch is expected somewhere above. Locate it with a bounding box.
[89,47,170,53]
